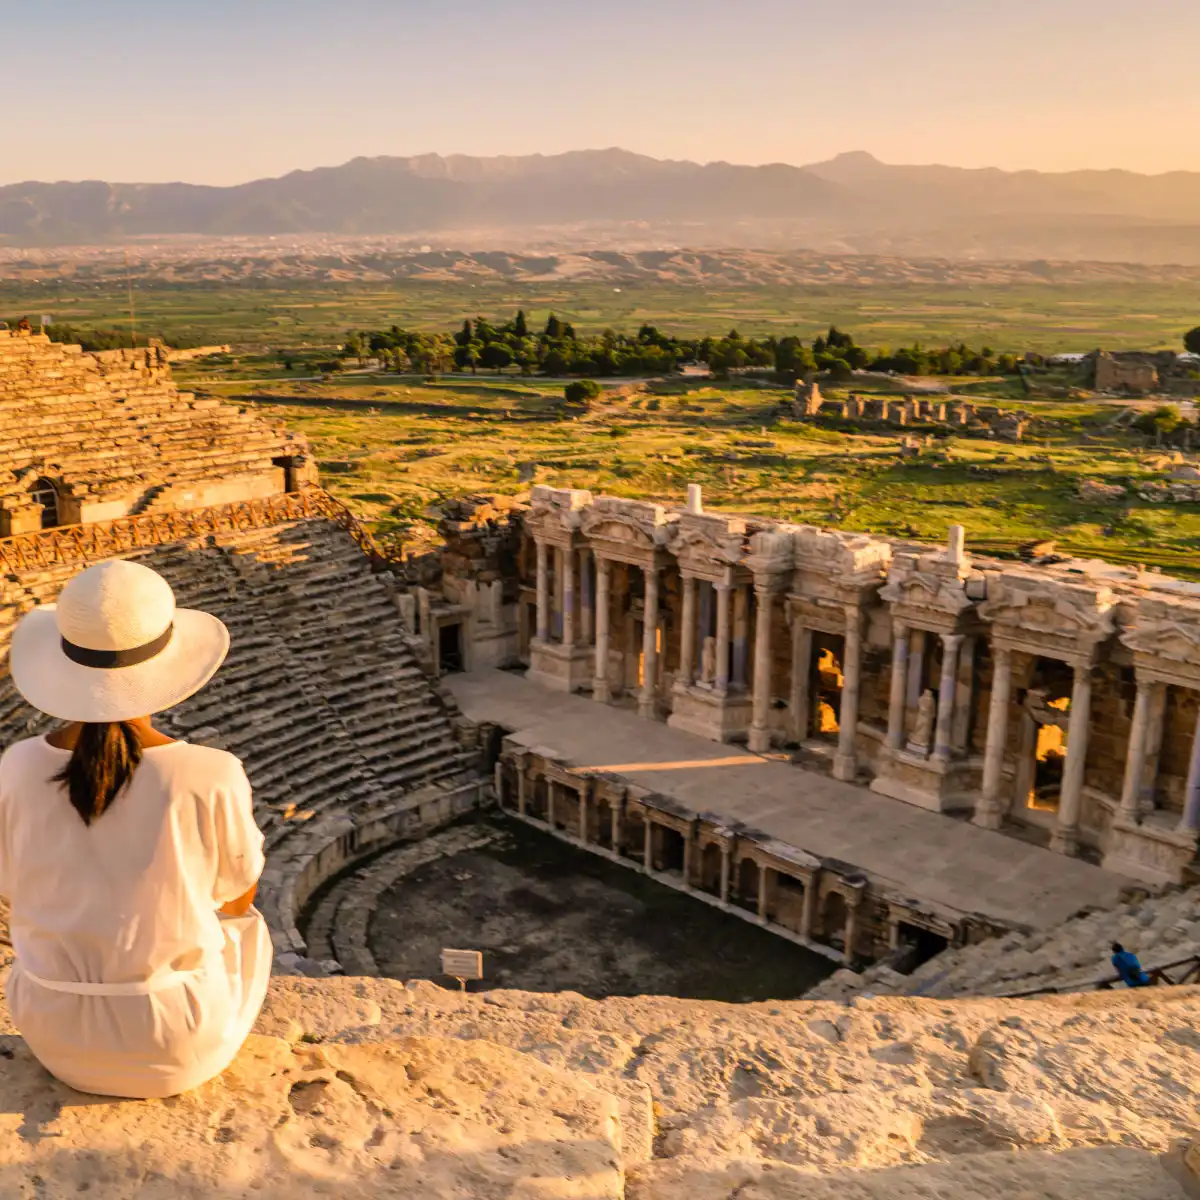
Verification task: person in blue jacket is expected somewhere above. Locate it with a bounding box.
[1111,942,1150,987]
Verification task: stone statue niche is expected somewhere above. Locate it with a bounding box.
[908,689,936,755]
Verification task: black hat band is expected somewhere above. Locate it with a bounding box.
[61,623,175,669]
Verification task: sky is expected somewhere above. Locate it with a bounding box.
[3,0,1199,185]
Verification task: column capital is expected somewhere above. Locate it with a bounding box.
[941,631,964,648]
[752,574,785,597]
[892,617,910,637]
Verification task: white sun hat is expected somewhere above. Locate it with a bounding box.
[8,559,230,723]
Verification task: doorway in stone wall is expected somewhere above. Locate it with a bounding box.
[1016,657,1074,820]
[810,632,846,743]
[30,477,59,528]
[438,621,465,673]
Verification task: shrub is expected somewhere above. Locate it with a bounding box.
[564,379,602,408]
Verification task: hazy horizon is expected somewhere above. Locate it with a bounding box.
[3,0,1199,186]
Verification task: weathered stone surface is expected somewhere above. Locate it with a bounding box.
[0,976,1196,1197]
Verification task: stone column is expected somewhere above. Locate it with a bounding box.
[719,847,731,903]
[1119,679,1153,820]
[562,547,576,649]
[516,757,528,816]
[593,556,611,702]
[791,620,813,742]
[843,891,862,963]
[715,571,733,694]
[1178,703,1200,833]
[1051,662,1094,857]
[757,865,769,925]
[579,779,590,844]
[732,585,749,689]
[885,619,910,751]
[801,875,819,941]
[952,635,977,753]
[553,547,564,641]
[933,634,964,762]
[1140,682,1167,808]
[906,628,927,709]
[610,793,622,852]
[679,573,697,687]
[681,828,692,888]
[535,540,550,642]
[640,563,660,719]
[546,778,556,830]
[580,548,594,646]
[833,605,863,782]
[974,644,1013,829]
[642,818,653,873]
[748,584,775,753]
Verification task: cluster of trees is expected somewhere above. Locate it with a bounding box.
[1185,327,1200,355]
[338,314,1021,381]
[9,320,201,352]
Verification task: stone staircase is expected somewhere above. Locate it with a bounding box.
[0,330,301,517]
[810,880,1200,1001]
[0,517,481,959]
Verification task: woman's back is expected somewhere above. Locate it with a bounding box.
[0,734,271,1098]
[0,736,259,984]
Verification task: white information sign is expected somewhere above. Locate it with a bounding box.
[441,948,483,983]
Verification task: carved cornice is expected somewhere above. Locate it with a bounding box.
[979,574,1117,661]
[879,556,974,629]
[1121,597,1200,683]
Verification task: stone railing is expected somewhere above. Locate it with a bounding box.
[1001,953,1200,998]
[0,486,403,575]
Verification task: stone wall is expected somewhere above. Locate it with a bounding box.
[1095,351,1159,394]
[434,484,1200,887]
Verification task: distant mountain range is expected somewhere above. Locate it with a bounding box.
[3,149,1200,262]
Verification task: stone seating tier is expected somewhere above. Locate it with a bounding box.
[0,331,301,519]
[0,517,480,958]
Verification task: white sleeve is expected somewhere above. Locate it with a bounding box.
[0,751,12,903]
[211,764,266,904]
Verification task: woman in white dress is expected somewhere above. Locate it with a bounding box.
[0,558,272,1098]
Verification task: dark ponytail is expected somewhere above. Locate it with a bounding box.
[52,722,144,825]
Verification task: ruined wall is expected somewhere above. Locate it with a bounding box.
[1095,351,1159,393]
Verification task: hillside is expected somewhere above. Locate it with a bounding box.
[4,150,1200,262]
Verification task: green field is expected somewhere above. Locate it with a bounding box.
[6,276,1194,574]
[3,278,1198,354]
[193,371,1200,577]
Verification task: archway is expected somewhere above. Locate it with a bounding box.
[734,857,759,912]
[30,477,59,528]
[821,891,848,949]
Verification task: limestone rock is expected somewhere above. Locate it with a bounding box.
[0,1031,631,1199]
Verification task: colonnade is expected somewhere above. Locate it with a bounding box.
[522,516,1200,877]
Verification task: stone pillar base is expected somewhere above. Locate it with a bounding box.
[832,753,857,782]
[592,681,611,704]
[527,640,594,694]
[748,726,771,753]
[972,800,1003,831]
[870,750,980,813]
[1049,825,1079,857]
[1101,817,1199,885]
[667,683,752,744]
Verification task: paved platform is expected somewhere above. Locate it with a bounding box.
[446,670,1135,931]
